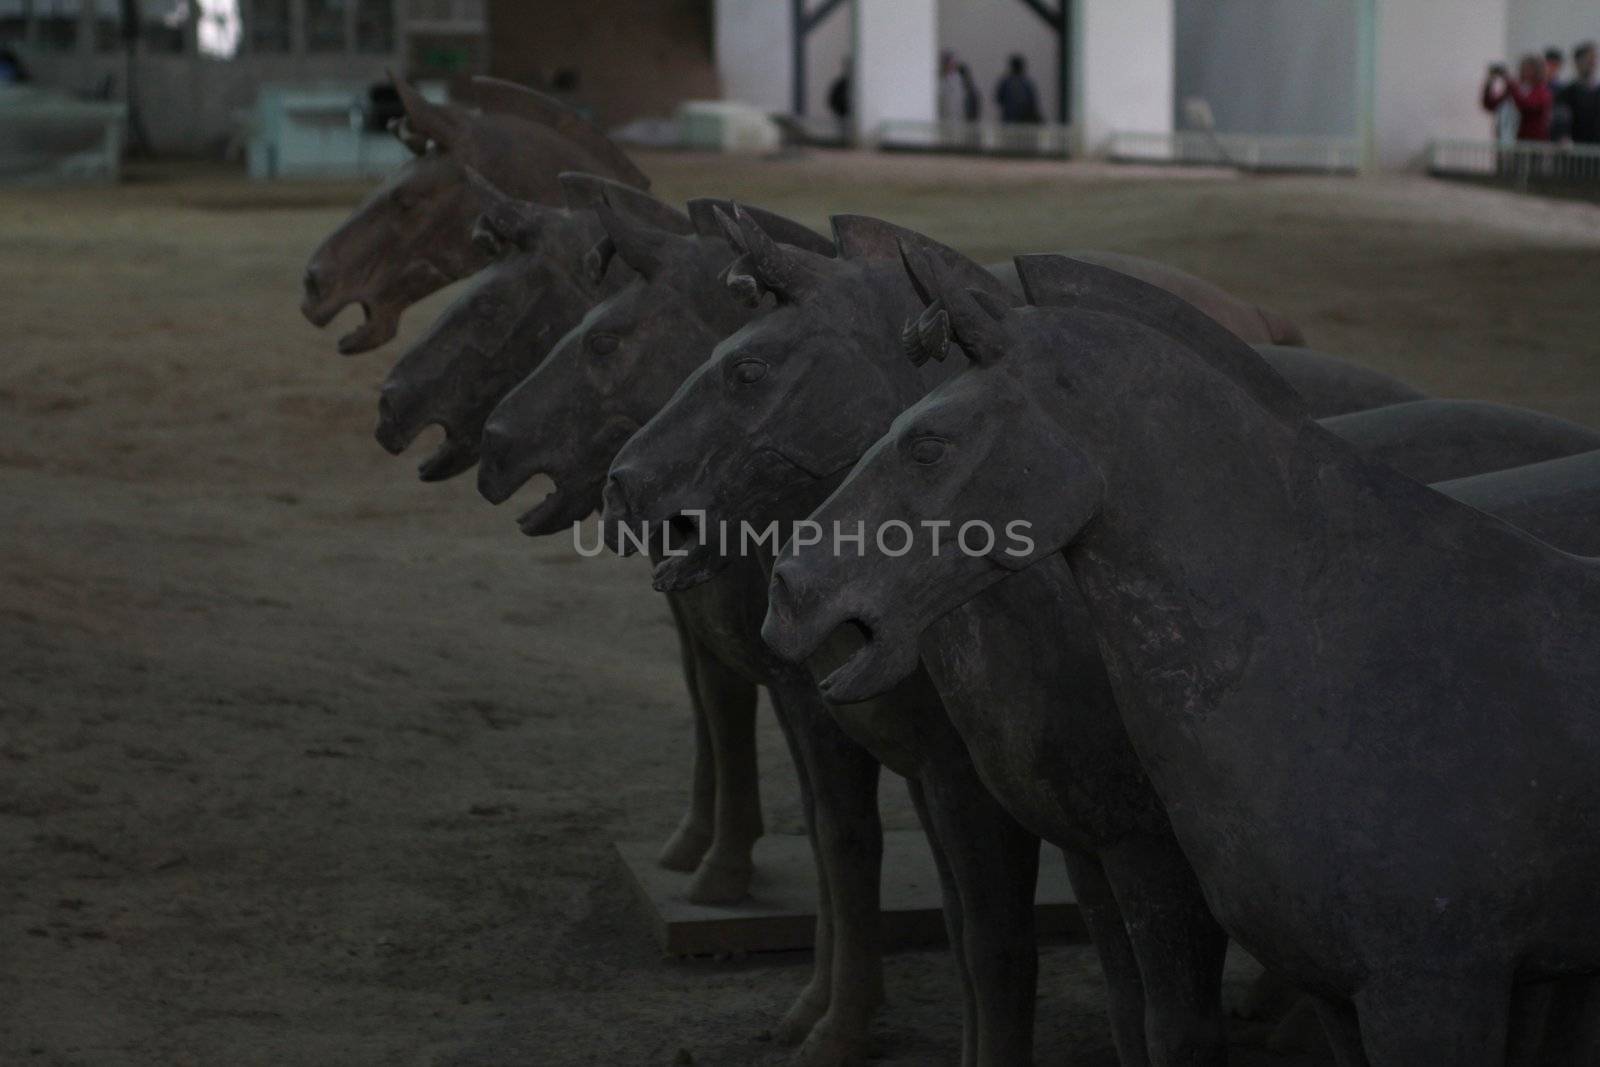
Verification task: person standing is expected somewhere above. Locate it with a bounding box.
[1482,54,1554,143]
[957,62,980,122]
[1558,41,1600,145]
[827,57,851,124]
[1547,47,1567,92]
[1547,47,1572,140]
[938,50,965,123]
[995,54,1043,124]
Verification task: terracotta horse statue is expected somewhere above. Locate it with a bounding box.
[763,251,1600,1067]
[477,198,1051,1067]
[468,194,1490,1064]
[301,77,649,354]
[602,211,1600,1066]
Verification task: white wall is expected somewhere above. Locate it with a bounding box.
[1175,0,1358,137]
[1074,0,1174,150]
[853,0,938,138]
[1367,0,1508,168]
[937,0,1061,123]
[714,0,793,113]
[1508,0,1599,61]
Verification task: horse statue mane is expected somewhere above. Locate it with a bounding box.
[466,76,650,191]
[1013,253,1307,422]
[391,76,649,205]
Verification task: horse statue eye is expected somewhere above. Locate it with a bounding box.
[910,436,948,465]
[588,332,620,355]
[733,359,768,384]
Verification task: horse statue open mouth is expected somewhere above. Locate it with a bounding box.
[300,76,651,357]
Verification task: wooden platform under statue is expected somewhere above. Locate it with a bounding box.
[615,831,1083,957]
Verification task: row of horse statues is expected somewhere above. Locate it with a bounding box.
[301,78,1600,1067]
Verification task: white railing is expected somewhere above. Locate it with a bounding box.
[1427,139,1600,187]
[875,119,1076,158]
[1108,130,1360,173]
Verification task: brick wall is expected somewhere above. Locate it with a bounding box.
[486,0,720,128]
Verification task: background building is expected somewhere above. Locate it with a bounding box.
[3,0,1598,167]
[0,0,487,155]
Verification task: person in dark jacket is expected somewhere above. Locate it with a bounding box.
[827,57,851,121]
[958,63,980,122]
[1557,41,1600,144]
[995,54,1042,124]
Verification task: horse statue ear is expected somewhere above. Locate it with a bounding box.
[394,77,464,153]
[689,198,834,257]
[593,195,684,280]
[584,236,617,286]
[901,301,951,366]
[729,204,828,305]
[386,115,428,155]
[558,172,691,234]
[899,240,1008,366]
[707,206,762,307]
[464,167,552,256]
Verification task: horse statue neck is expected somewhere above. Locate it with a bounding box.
[1036,307,1560,742]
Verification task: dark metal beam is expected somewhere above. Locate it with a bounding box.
[1057,3,1071,125]
[802,0,848,35]
[792,0,807,115]
[792,0,851,116]
[1015,0,1060,28]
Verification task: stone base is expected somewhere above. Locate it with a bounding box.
[615,831,1083,957]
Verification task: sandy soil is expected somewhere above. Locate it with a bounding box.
[3,150,1599,1066]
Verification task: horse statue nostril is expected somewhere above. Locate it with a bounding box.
[602,474,631,525]
[768,567,795,615]
[478,426,507,468]
[470,216,503,259]
[302,266,322,300]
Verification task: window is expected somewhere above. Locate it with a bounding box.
[0,0,26,50]
[354,0,391,54]
[35,0,79,51]
[406,0,481,24]
[303,0,346,52]
[249,0,289,53]
[405,0,449,20]
[142,0,189,53]
[408,32,481,76]
[195,0,239,58]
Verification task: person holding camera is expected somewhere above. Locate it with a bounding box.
[1482,54,1554,142]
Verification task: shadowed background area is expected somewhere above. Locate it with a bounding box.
[2,150,1598,1065]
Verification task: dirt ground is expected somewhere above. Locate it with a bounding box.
[2,150,1598,1067]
